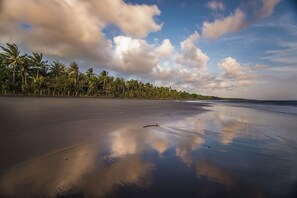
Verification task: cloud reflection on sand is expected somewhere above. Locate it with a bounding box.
[175,135,204,166]
[196,160,235,187]
[0,130,154,197]
[195,160,266,197]
[219,117,250,144]
[0,143,97,197]
[148,132,169,156]
[0,105,278,198]
[110,130,140,156]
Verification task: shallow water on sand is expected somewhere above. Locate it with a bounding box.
[1,103,297,198]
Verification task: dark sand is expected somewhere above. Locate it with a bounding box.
[0,98,297,198]
[0,97,206,170]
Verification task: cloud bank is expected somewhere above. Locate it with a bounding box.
[176,31,209,69]
[202,0,281,40]
[202,9,246,40]
[0,0,161,65]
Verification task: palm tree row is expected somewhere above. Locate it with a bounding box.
[0,43,217,100]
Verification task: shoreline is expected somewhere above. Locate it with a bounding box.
[2,94,296,102]
[0,94,219,101]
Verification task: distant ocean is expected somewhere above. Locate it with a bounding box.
[186,100,297,115]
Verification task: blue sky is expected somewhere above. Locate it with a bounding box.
[129,0,297,67]
[0,0,297,99]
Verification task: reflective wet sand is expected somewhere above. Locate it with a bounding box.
[0,98,297,198]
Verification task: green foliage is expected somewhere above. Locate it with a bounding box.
[0,43,217,100]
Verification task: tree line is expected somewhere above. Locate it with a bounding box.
[0,43,217,100]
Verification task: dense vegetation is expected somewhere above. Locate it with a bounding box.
[0,43,217,100]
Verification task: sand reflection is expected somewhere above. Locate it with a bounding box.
[0,104,282,198]
[0,143,97,197]
[167,105,252,145]
[195,160,266,197]
[0,129,154,198]
[175,135,204,166]
[148,132,169,156]
[110,130,139,156]
[196,160,235,187]
[219,117,250,144]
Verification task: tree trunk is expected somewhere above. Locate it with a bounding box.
[21,76,25,93]
[25,75,28,94]
[12,66,16,94]
[39,86,42,96]
[103,78,106,96]
[34,84,37,95]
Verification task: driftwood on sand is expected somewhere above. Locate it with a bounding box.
[143,123,159,128]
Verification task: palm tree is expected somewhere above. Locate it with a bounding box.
[114,77,126,97]
[28,52,48,79]
[50,61,65,96]
[77,73,85,96]
[99,70,108,96]
[105,76,114,97]
[119,78,126,97]
[19,56,30,93]
[30,75,44,95]
[0,43,25,93]
[28,53,48,95]
[126,80,134,98]
[86,68,98,96]
[0,55,10,94]
[50,61,65,79]
[68,62,79,96]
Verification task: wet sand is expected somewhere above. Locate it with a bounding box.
[0,97,206,170]
[0,98,297,198]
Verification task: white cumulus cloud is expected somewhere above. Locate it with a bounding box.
[255,0,281,19]
[155,39,174,58]
[202,0,281,40]
[218,57,255,86]
[202,9,246,40]
[112,36,160,74]
[0,0,161,64]
[176,31,209,68]
[82,0,162,38]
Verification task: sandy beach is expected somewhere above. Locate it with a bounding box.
[0,98,297,198]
